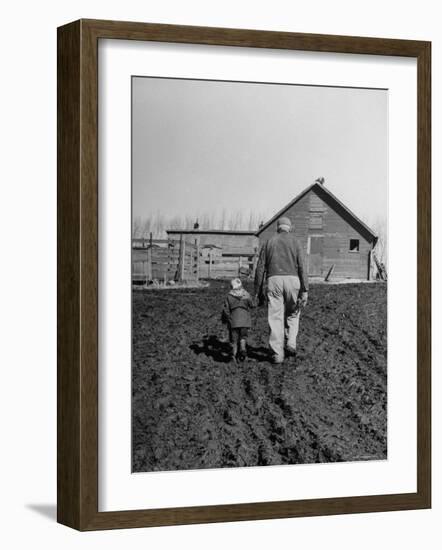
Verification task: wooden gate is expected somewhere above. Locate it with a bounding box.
[133,237,258,284]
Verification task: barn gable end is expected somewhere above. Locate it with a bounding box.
[257,183,378,280]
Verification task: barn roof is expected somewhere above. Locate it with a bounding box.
[256,182,378,244]
[166,229,256,235]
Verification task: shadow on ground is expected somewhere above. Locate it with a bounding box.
[190,334,271,363]
[26,504,57,521]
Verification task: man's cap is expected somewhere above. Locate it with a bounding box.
[277,217,292,228]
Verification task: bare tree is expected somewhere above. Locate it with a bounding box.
[199,212,212,231]
[142,217,152,238]
[183,215,194,230]
[371,216,388,268]
[218,208,227,230]
[246,209,268,231]
[132,216,143,238]
[150,211,165,237]
[133,207,272,238]
[227,210,244,230]
[361,214,388,269]
[168,215,185,230]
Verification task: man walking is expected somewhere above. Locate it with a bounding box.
[254,217,309,363]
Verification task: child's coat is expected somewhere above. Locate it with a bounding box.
[221,288,254,328]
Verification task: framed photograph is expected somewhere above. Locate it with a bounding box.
[57,19,431,530]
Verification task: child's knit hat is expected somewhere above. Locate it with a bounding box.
[230,278,243,290]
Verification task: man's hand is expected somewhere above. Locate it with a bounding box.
[299,292,308,308]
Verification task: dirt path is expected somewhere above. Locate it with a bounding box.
[132,281,387,472]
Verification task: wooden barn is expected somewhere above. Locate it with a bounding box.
[256,180,378,280]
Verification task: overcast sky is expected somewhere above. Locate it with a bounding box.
[132,76,388,227]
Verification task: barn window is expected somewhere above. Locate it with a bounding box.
[349,239,360,252]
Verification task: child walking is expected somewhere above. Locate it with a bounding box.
[221,278,254,361]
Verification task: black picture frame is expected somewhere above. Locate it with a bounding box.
[57,19,431,530]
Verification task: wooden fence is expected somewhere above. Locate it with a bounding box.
[132,237,258,284]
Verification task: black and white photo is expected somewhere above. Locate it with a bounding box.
[131,76,388,473]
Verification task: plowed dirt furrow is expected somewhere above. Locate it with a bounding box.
[132,281,387,472]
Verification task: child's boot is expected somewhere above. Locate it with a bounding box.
[238,339,247,361]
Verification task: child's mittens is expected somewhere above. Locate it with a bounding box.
[221,311,229,325]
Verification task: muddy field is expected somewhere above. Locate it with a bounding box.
[132,281,387,472]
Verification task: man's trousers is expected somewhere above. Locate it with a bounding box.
[267,275,301,361]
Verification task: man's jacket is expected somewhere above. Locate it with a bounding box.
[254,232,309,295]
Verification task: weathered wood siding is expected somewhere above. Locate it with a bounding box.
[132,243,198,282]
[167,232,259,280]
[320,194,372,279]
[258,188,374,279]
[259,192,311,250]
[133,232,260,282]
[168,232,258,250]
